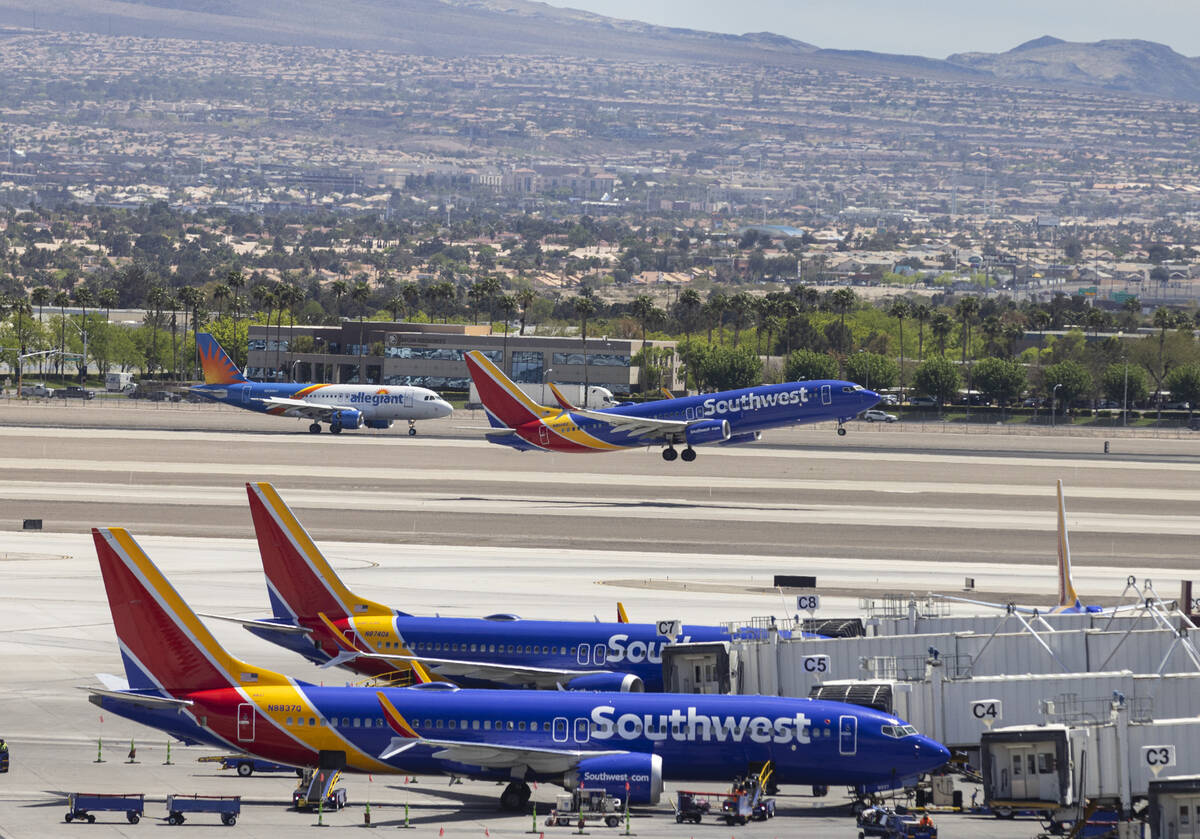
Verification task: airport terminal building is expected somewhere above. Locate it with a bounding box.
[245,321,680,395]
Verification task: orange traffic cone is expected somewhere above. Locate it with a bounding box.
[439,829,444,837]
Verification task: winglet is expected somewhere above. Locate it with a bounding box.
[196,333,248,385]
[616,602,630,624]
[1055,479,1080,610]
[246,482,393,621]
[659,387,675,400]
[548,382,576,411]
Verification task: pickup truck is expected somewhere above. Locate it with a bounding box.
[19,383,51,397]
[54,385,95,400]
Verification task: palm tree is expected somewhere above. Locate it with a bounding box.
[912,303,931,362]
[52,290,70,381]
[703,290,727,344]
[330,279,349,320]
[212,283,231,319]
[497,294,517,361]
[227,270,245,321]
[954,296,980,364]
[145,285,167,378]
[516,288,535,335]
[631,294,655,353]
[7,294,31,388]
[98,287,118,323]
[166,294,181,380]
[830,287,857,353]
[177,286,204,380]
[250,284,274,378]
[351,281,371,372]
[401,284,421,322]
[1153,306,1174,400]
[387,294,404,322]
[572,295,598,393]
[887,299,910,396]
[674,288,703,346]
[727,292,754,347]
[931,311,953,357]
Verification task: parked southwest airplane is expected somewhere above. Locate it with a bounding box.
[212,481,814,692]
[934,480,1144,616]
[464,350,880,461]
[87,526,950,810]
[190,333,453,435]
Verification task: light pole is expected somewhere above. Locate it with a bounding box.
[1122,356,1129,427]
[1051,383,1062,428]
[541,367,554,405]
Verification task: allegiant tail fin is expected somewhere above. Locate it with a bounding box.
[93,527,288,693]
[246,482,393,622]
[196,332,248,385]
[464,350,555,428]
[1055,479,1080,611]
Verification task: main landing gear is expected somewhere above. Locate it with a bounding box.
[408,419,418,437]
[499,780,531,811]
[309,422,322,434]
[661,446,697,462]
[329,424,343,434]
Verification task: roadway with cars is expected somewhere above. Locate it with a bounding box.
[0,401,1196,837]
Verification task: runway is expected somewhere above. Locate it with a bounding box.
[0,401,1197,837]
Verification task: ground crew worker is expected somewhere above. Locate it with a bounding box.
[920,813,933,827]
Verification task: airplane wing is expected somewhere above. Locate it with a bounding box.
[82,686,195,710]
[259,396,357,421]
[199,613,313,635]
[327,651,593,688]
[568,407,692,439]
[931,593,1145,615]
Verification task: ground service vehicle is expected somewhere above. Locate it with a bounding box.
[65,792,144,824]
[857,807,937,839]
[546,788,623,828]
[105,371,134,392]
[165,794,240,826]
[293,769,346,811]
[54,385,94,399]
[19,383,50,397]
[198,753,299,776]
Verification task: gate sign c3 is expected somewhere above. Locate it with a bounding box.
[1143,744,1176,775]
[656,620,681,639]
[796,595,820,612]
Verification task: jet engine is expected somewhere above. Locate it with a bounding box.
[684,419,731,447]
[565,672,644,693]
[564,753,663,805]
[331,409,364,429]
[718,431,762,446]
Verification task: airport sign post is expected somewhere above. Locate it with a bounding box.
[1143,745,1176,777]
[655,620,681,639]
[971,699,1003,729]
[796,595,820,614]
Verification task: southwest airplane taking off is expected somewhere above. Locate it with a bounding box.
[190,333,453,435]
[87,527,950,810]
[935,480,1143,616]
[215,481,812,692]
[464,351,879,461]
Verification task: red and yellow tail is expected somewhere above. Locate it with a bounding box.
[196,332,248,386]
[464,350,554,428]
[93,527,287,693]
[246,482,392,622]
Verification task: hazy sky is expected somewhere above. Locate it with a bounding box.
[539,0,1200,58]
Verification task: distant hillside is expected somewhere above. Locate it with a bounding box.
[6,1,1200,102]
[949,36,1200,101]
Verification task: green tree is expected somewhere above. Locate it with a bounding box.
[726,292,754,347]
[930,311,954,357]
[1165,364,1200,413]
[1043,360,1092,414]
[844,352,899,391]
[972,357,1026,406]
[830,287,856,351]
[954,295,980,364]
[887,299,910,395]
[912,303,931,362]
[630,294,657,353]
[687,344,761,391]
[913,356,960,405]
[1101,362,1149,408]
[785,349,838,382]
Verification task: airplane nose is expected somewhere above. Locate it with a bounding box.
[864,389,881,407]
[915,736,951,770]
[439,400,454,417]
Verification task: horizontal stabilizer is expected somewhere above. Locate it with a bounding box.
[198,613,313,635]
[82,686,195,709]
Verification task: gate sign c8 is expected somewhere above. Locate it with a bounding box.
[796,594,820,613]
[971,699,1003,728]
[802,654,830,674]
[1143,745,1176,775]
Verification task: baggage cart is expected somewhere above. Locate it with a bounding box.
[65,792,144,824]
[166,794,241,826]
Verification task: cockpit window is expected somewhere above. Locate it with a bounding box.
[842,386,855,393]
[881,724,919,738]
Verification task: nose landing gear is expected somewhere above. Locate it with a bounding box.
[408,419,418,436]
[836,422,847,436]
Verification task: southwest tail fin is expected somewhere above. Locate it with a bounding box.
[196,332,249,385]
[93,527,287,693]
[464,350,554,428]
[1055,479,1080,610]
[246,482,393,622]
[616,602,629,623]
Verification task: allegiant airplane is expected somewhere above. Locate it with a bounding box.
[464,350,880,461]
[86,526,951,810]
[207,482,816,692]
[190,333,453,435]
